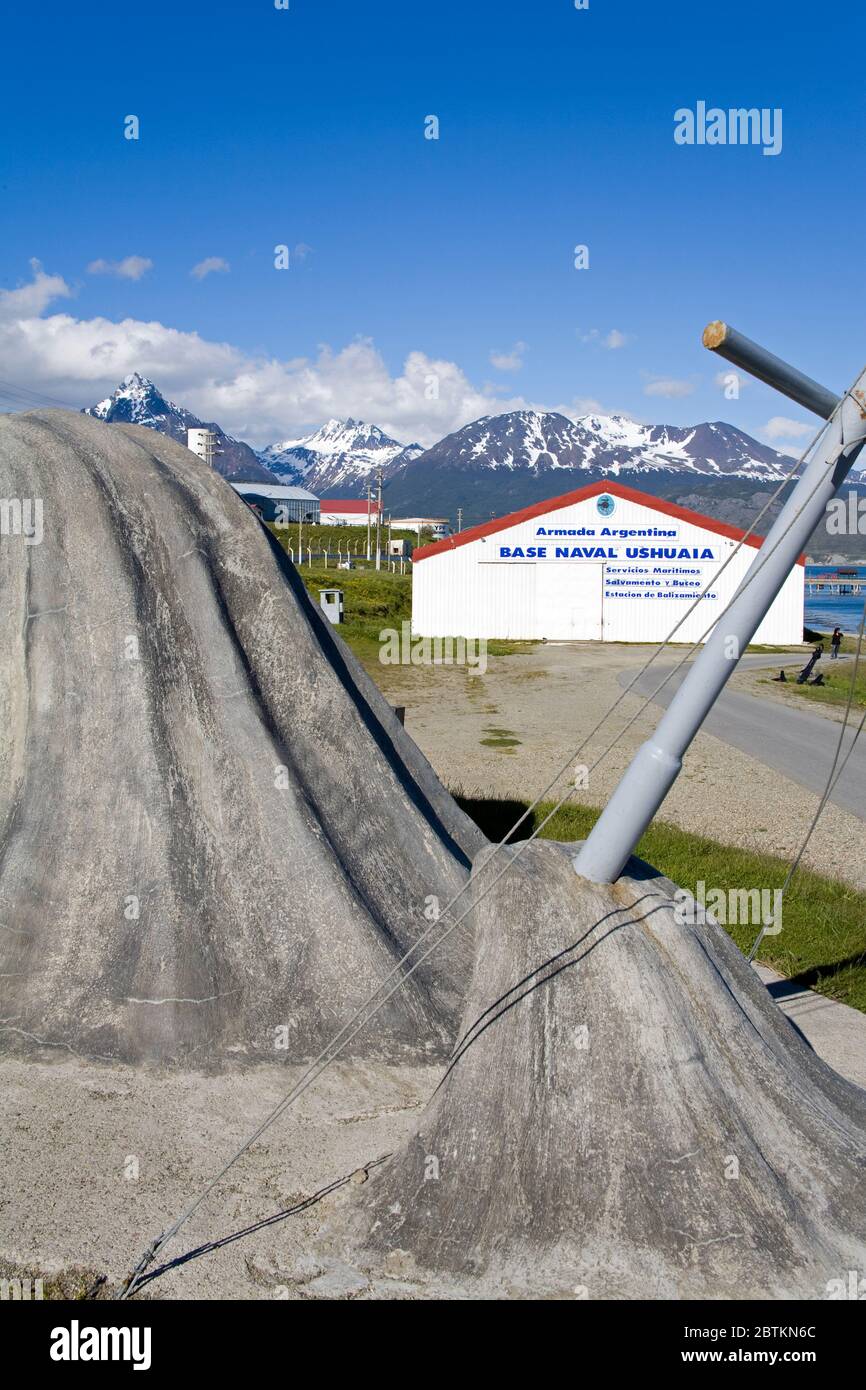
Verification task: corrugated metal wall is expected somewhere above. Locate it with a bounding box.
[413,494,804,645]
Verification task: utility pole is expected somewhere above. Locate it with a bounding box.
[366,481,372,562]
[457,507,463,534]
[375,469,382,572]
[573,321,866,885]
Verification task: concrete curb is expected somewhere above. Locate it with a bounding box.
[754,963,866,1090]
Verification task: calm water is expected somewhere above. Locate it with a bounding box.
[805,565,866,635]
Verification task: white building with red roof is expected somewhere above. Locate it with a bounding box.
[320,499,381,526]
[412,481,803,645]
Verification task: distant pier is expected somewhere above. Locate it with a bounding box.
[806,568,865,596]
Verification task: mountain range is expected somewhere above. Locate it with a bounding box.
[83,375,866,553]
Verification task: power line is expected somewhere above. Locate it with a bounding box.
[0,377,84,411]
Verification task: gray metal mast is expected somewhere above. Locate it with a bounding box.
[573,323,866,885]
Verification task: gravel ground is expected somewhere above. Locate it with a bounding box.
[0,1056,442,1300]
[373,642,866,892]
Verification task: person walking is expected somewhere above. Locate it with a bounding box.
[831,626,843,659]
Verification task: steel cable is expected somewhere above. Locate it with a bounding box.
[120,379,866,1297]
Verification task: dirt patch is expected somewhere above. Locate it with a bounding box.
[365,643,866,892]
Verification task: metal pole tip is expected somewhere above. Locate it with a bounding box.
[702,320,727,350]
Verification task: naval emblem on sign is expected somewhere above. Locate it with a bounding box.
[596,494,616,517]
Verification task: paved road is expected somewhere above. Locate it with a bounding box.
[618,653,866,822]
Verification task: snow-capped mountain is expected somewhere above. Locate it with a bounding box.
[81,381,803,524]
[400,410,790,481]
[83,374,275,483]
[256,418,424,494]
[379,409,800,527]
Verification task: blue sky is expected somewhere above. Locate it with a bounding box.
[0,0,863,449]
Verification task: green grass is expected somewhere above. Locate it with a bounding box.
[759,628,866,709]
[760,663,866,710]
[268,521,423,555]
[270,547,413,663]
[479,640,538,656]
[480,725,522,750]
[268,534,536,663]
[296,564,412,624]
[744,642,808,654]
[456,795,866,1013]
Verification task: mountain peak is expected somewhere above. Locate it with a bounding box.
[256,417,422,492]
[307,417,397,447]
[83,375,276,484]
[84,372,175,425]
[120,371,152,390]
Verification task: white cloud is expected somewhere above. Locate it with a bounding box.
[0,259,71,322]
[762,415,812,441]
[190,257,230,281]
[554,396,628,419]
[643,377,694,399]
[565,396,606,416]
[200,342,529,447]
[0,261,535,447]
[0,262,691,449]
[761,416,814,458]
[87,256,153,281]
[581,328,632,350]
[489,341,526,372]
